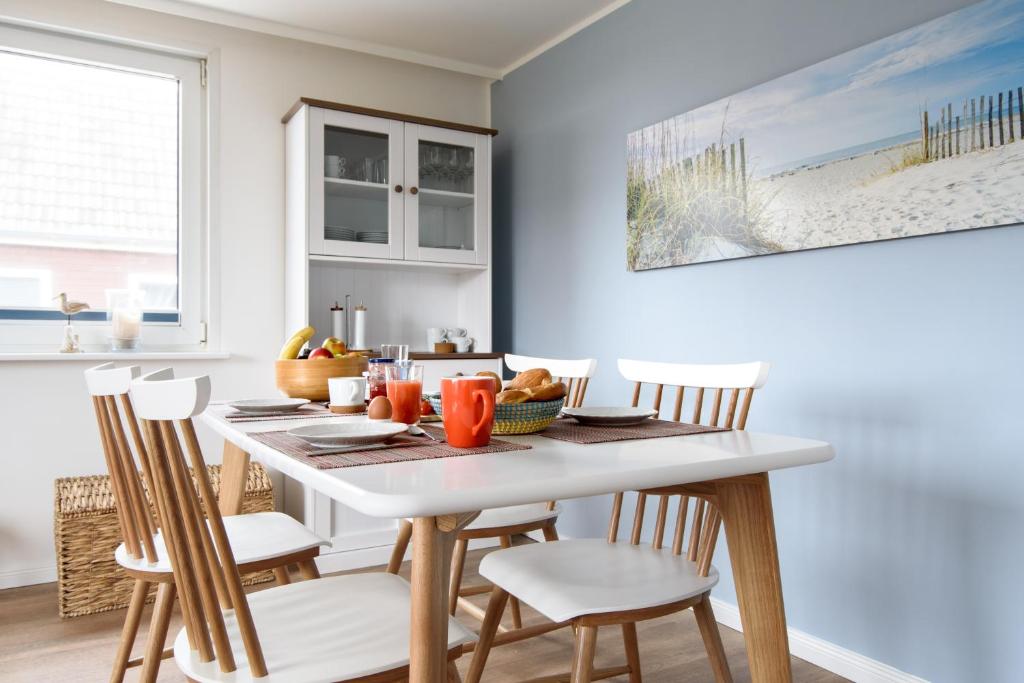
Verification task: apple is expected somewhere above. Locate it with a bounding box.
[308,347,334,360]
[421,399,435,415]
[321,336,347,357]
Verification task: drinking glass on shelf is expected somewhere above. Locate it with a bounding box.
[386,363,423,425]
[380,344,409,361]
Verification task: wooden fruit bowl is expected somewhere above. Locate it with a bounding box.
[275,357,369,401]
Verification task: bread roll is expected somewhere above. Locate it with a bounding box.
[525,382,566,402]
[475,370,501,395]
[496,389,531,404]
[508,368,552,390]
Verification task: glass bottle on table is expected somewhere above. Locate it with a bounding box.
[386,362,423,425]
[367,358,394,400]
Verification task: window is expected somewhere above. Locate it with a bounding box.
[0,23,205,349]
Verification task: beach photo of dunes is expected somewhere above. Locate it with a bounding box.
[626,0,1024,270]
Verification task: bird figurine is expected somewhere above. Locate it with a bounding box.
[53,293,89,353]
[53,292,90,323]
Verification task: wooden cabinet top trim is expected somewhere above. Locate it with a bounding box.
[282,97,498,136]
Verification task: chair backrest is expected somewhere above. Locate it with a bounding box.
[84,363,158,564]
[505,353,597,408]
[131,369,266,676]
[607,359,772,576]
[617,359,770,429]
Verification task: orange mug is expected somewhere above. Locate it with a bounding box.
[440,376,495,448]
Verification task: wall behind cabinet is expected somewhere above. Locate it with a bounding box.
[491,0,1023,681]
[0,0,489,588]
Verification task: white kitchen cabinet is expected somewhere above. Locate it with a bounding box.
[283,98,499,571]
[289,100,491,267]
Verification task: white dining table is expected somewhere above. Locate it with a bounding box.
[200,406,834,682]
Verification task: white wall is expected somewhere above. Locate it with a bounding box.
[0,0,490,588]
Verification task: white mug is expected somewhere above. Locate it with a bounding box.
[447,328,468,338]
[328,376,366,407]
[454,336,474,352]
[325,155,346,178]
[427,327,447,347]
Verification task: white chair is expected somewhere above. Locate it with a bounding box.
[466,360,770,683]
[387,353,597,633]
[85,364,329,683]
[129,369,474,682]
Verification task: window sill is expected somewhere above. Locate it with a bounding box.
[0,350,231,362]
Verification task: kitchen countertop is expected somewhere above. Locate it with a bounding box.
[407,352,503,360]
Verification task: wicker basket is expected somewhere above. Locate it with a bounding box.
[427,396,564,435]
[54,462,276,619]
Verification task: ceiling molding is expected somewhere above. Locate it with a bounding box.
[498,0,631,77]
[106,0,503,79]
[106,0,632,80]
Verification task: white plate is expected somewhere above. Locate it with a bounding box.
[561,406,658,426]
[287,421,408,447]
[229,398,310,414]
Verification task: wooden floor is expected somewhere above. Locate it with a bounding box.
[0,543,845,682]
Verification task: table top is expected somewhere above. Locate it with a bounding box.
[200,407,834,518]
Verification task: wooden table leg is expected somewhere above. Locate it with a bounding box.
[219,440,250,516]
[410,516,456,683]
[714,472,791,683]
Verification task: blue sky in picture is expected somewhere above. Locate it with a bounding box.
[653,0,1024,175]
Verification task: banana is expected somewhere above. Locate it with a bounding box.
[278,326,315,360]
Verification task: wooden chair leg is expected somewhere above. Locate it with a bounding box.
[272,566,291,585]
[571,625,599,683]
[498,535,523,628]
[542,522,559,542]
[449,538,468,615]
[621,622,642,683]
[388,519,413,574]
[297,558,321,579]
[447,660,463,683]
[110,579,149,683]
[693,594,733,683]
[465,588,510,683]
[138,582,175,683]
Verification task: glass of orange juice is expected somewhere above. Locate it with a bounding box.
[385,363,423,425]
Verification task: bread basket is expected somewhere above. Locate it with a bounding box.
[427,396,563,435]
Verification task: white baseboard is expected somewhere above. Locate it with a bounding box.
[0,565,57,590]
[709,597,927,683]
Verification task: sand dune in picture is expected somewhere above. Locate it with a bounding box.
[760,141,1024,252]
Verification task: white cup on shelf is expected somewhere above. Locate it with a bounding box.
[426,327,447,348]
[454,337,474,353]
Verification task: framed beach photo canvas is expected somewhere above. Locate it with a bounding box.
[626,0,1024,271]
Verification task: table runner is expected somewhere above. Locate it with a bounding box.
[249,425,531,469]
[539,418,728,444]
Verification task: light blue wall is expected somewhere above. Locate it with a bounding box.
[491,1,1024,680]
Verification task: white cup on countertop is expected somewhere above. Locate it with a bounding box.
[454,336,474,353]
[328,376,366,413]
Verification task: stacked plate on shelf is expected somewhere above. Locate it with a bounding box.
[357,231,388,244]
[325,226,356,241]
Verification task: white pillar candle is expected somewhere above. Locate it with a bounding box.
[352,304,367,350]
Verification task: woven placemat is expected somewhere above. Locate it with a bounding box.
[539,418,729,444]
[222,404,348,422]
[249,425,531,469]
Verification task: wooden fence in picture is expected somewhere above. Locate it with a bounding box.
[921,86,1024,161]
[672,138,749,204]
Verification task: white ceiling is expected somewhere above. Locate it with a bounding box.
[108,0,631,78]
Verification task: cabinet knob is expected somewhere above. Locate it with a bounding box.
[394,184,403,193]
[409,186,419,195]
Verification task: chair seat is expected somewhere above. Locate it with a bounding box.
[479,538,719,623]
[115,511,328,573]
[174,572,475,683]
[401,503,560,532]
[465,502,562,531]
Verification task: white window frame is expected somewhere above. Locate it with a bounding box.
[0,22,207,351]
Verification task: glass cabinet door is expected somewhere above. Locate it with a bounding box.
[404,125,488,264]
[309,110,404,259]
